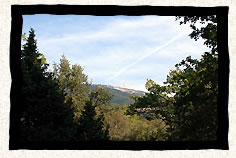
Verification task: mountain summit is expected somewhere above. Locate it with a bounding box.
[91,84,146,106]
[102,85,146,96]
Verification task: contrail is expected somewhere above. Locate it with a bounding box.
[107,32,187,82]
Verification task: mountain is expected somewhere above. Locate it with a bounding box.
[91,84,146,106]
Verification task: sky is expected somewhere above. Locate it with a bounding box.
[22,15,210,92]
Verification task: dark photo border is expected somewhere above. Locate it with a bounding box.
[9,5,229,150]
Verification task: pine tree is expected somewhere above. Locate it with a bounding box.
[53,55,90,120]
[76,91,110,141]
[20,28,76,142]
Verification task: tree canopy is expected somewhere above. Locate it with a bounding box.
[126,16,218,141]
[19,15,219,144]
[20,28,76,142]
[52,55,90,120]
[20,28,110,142]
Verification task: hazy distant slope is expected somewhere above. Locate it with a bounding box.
[90,84,145,106]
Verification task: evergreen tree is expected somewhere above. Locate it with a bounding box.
[53,55,90,120]
[20,28,76,142]
[76,91,110,141]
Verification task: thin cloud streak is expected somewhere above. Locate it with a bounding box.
[37,16,176,48]
[107,32,187,82]
[23,15,207,91]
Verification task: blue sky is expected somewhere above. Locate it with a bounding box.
[22,15,210,92]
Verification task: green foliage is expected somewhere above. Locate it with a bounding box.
[53,55,90,120]
[21,32,27,41]
[165,54,218,140]
[20,28,76,142]
[21,28,167,143]
[176,15,217,53]
[126,16,218,141]
[20,15,218,143]
[104,105,167,141]
[91,86,113,115]
[76,91,110,141]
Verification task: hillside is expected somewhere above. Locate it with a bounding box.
[91,84,146,106]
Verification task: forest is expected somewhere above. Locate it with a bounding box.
[19,16,218,142]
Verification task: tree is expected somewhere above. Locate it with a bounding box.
[21,28,49,131]
[20,28,76,142]
[91,86,113,115]
[164,54,217,140]
[126,16,218,141]
[76,90,110,141]
[176,16,217,53]
[106,105,166,141]
[53,55,90,120]
[172,16,218,140]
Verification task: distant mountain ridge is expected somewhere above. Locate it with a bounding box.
[91,84,146,106]
[102,85,146,96]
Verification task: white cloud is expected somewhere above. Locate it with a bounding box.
[106,32,187,81]
[37,16,180,47]
[25,15,209,91]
